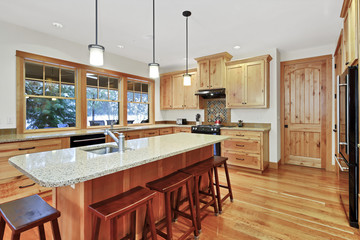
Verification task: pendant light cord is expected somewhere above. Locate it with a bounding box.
[95,0,98,45]
[153,0,155,63]
[186,16,188,75]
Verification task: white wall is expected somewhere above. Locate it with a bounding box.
[0,20,148,129]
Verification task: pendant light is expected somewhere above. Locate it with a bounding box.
[149,0,160,79]
[88,0,105,66]
[183,11,192,86]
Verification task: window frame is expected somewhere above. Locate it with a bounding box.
[16,51,155,134]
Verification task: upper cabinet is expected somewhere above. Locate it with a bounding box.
[195,52,233,90]
[334,31,344,77]
[160,69,203,110]
[341,0,358,67]
[225,55,272,109]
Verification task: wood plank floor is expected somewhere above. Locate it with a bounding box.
[2,164,360,239]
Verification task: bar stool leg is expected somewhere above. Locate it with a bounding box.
[147,200,157,240]
[92,215,101,240]
[0,217,5,240]
[173,186,183,222]
[51,219,62,240]
[208,170,219,215]
[11,232,20,240]
[110,218,117,240]
[38,224,46,240]
[213,166,222,214]
[193,175,201,232]
[186,181,199,238]
[164,192,173,240]
[129,211,136,240]
[224,162,234,201]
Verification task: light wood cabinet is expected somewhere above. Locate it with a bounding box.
[173,127,191,133]
[159,128,173,135]
[221,129,269,173]
[160,69,202,110]
[0,138,69,204]
[143,129,159,137]
[341,0,358,67]
[195,52,233,90]
[334,31,344,76]
[225,55,272,108]
[160,75,173,109]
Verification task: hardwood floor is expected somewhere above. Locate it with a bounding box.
[2,165,360,239]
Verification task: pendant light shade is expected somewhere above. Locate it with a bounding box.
[149,63,160,79]
[183,11,191,86]
[89,0,105,66]
[89,44,104,66]
[149,0,160,79]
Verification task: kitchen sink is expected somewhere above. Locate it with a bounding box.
[83,146,134,155]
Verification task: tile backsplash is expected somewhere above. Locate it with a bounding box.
[206,99,228,123]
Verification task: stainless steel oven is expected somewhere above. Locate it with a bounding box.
[336,66,359,228]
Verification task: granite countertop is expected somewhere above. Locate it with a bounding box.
[9,133,228,188]
[0,124,193,144]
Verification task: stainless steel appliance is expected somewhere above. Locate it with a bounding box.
[191,125,221,156]
[195,88,226,99]
[336,66,359,228]
[176,118,187,125]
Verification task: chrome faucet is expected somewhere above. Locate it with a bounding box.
[104,129,125,152]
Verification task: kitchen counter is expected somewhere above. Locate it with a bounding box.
[0,124,192,143]
[9,133,228,188]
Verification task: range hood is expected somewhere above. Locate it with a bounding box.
[195,88,226,99]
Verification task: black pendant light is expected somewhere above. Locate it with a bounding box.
[88,0,105,66]
[183,11,191,86]
[149,0,160,79]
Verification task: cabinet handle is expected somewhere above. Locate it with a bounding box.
[236,134,245,137]
[148,133,155,135]
[18,147,36,151]
[19,183,36,189]
[346,62,350,65]
[236,158,245,161]
[236,144,245,147]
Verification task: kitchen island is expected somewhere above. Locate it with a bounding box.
[9,133,228,239]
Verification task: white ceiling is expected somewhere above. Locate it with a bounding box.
[0,0,343,71]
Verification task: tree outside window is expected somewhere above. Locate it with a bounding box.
[127,80,149,124]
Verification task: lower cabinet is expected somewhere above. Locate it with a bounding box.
[126,131,144,140]
[143,129,160,138]
[173,127,191,133]
[221,129,269,173]
[159,128,173,135]
[0,138,69,204]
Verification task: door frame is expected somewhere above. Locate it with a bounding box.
[280,55,333,171]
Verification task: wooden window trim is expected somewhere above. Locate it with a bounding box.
[16,51,155,133]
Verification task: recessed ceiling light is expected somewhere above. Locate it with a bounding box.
[117,45,125,49]
[233,46,241,49]
[52,22,63,28]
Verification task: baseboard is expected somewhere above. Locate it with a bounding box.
[269,159,281,169]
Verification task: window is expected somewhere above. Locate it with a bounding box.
[86,73,121,126]
[127,80,150,124]
[24,61,76,130]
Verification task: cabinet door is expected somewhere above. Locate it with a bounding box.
[160,75,173,109]
[226,64,245,108]
[245,61,265,107]
[172,74,185,109]
[126,131,143,140]
[198,60,210,89]
[344,13,350,67]
[184,72,199,109]
[209,57,224,89]
[348,0,358,65]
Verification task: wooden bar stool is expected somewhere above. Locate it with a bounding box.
[208,156,234,214]
[88,186,157,240]
[146,171,199,240]
[179,160,219,233]
[0,194,61,240]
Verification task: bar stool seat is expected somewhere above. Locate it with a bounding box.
[207,156,234,214]
[179,160,219,232]
[146,171,199,240]
[89,186,157,240]
[0,194,61,240]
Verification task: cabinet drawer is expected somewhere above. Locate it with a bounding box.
[159,128,173,135]
[223,139,260,153]
[126,131,143,140]
[143,129,160,137]
[223,152,260,169]
[0,175,51,204]
[221,130,261,140]
[174,127,191,133]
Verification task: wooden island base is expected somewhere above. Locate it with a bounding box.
[53,145,213,240]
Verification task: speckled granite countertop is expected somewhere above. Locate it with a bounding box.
[0,124,192,143]
[9,133,228,188]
